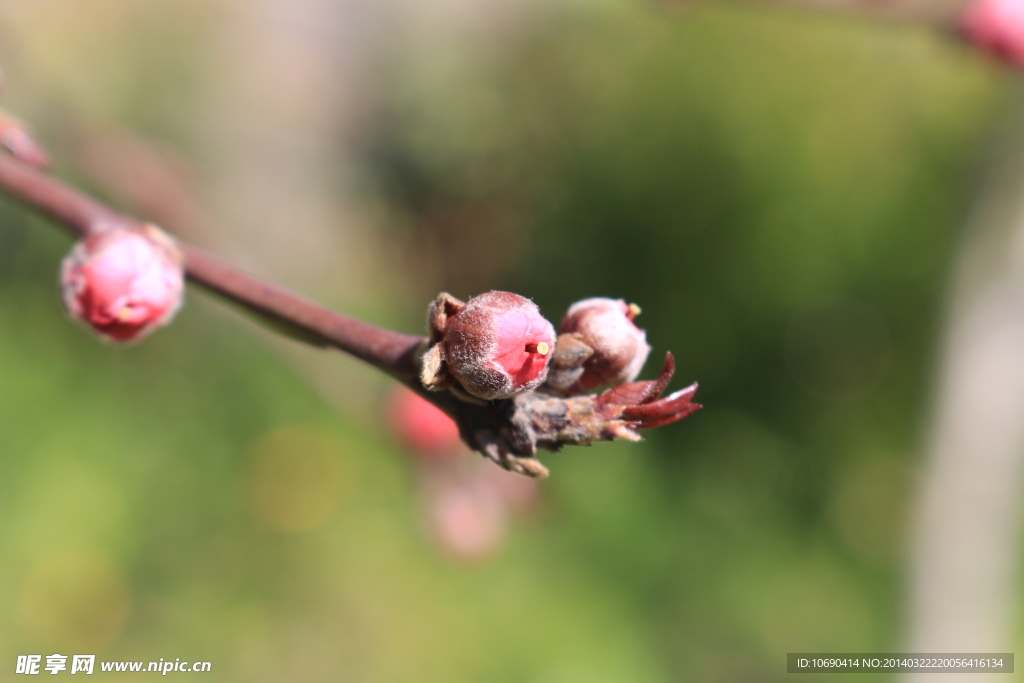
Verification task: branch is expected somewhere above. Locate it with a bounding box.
[0,154,424,381]
[704,0,967,28]
[0,153,700,477]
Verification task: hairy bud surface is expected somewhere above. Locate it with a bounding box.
[422,291,556,400]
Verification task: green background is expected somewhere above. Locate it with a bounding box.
[0,0,1013,679]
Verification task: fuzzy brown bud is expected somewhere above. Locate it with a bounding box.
[420,291,556,401]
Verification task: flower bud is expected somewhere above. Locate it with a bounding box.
[552,297,650,393]
[60,224,184,342]
[420,291,556,400]
[441,291,556,400]
[961,0,1024,67]
[387,387,462,462]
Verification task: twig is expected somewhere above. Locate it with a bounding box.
[0,154,700,477]
[0,154,425,380]
[689,0,968,29]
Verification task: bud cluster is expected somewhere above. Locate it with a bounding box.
[419,291,652,402]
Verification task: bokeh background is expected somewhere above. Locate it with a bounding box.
[0,0,1017,680]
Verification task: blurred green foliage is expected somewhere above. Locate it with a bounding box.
[0,0,1013,680]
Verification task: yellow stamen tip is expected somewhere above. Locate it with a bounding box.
[535,342,549,356]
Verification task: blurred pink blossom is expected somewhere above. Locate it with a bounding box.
[388,387,462,462]
[961,0,1024,67]
[426,476,508,563]
[60,225,184,342]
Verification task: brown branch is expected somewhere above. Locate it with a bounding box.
[0,153,700,477]
[686,0,970,29]
[709,0,968,29]
[0,154,425,381]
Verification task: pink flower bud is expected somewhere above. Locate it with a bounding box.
[438,291,556,400]
[60,224,184,342]
[961,0,1024,67]
[387,387,462,462]
[556,297,650,392]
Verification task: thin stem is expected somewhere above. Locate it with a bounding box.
[0,155,424,380]
[0,152,702,478]
[698,0,967,29]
